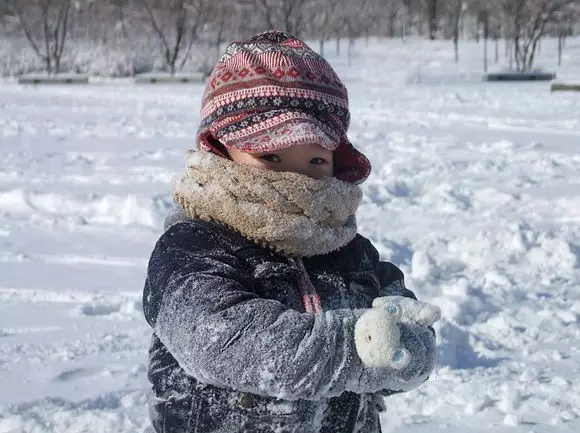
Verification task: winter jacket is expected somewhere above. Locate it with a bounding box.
[143,218,437,433]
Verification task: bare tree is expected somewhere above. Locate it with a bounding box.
[67,0,124,44]
[330,0,356,56]
[445,0,465,61]
[426,0,438,39]
[7,0,73,74]
[310,0,336,56]
[380,0,403,38]
[137,0,209,75]
[495,0,580,72]
[393,0,440,39]
[255,0,314,36]
[349,0,381,43]
[0,1,15,32]
[110,0,131,41]
[551,4,580,65]
[0,0,11,18]
[206,1,242,65]
[4,0,580,78]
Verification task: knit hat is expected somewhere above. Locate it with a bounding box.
[197,30,371,184]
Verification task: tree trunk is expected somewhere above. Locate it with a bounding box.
[505,35,509,59]
[452,3,461,64]
[348,38,353,66]
[401,8,407,40]
[514,32,521,71]
[483,33,488,73]
[118,4,129,41]
[45,57,52,75]
[558,34,563,66]
[428,0,437,40]
[388,10,396,38]
[482,12,489,73]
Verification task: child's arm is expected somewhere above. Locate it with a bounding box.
[354,235,439,394]
[144,221,435,401]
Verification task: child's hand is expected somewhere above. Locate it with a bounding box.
[354,297,440,369]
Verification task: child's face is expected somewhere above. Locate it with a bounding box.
[228,143,334,179]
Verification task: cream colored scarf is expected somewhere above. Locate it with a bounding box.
[172,151,362,257]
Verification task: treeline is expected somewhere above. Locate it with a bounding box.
[0,0,579,76]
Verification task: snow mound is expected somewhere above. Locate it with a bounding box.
[0,189,172,229]
[74,299,143,320]
[0,391,148,433]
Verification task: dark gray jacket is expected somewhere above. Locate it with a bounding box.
[143,218,436,433]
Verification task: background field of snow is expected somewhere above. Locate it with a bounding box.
[0,37,579,433]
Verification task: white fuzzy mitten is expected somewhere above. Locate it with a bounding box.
[354,296,441,369]
[372,296,441,327]
[355,303,410,369]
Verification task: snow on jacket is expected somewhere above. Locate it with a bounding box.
[143,217,437,433]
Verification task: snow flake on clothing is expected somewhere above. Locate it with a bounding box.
[143,218,437,433]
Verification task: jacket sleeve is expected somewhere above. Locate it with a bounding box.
[352,234,422,301]
[144,221,434,401]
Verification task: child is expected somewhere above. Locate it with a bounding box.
[143,30,440,433]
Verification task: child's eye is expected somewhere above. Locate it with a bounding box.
[310,157,328,165]
[260,154,281,163]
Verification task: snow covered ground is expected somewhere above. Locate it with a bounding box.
[0,37,579,433]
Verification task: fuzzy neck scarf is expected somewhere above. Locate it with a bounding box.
[172,151,362,257]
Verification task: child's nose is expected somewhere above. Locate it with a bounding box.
[299,167,326,179]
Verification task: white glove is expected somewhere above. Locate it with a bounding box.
[354,296,441,369]
[372,296,441,327]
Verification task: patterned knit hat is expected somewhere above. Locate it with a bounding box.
[197,30,371,184]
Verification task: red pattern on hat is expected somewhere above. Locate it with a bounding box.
[197,30,371,184]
